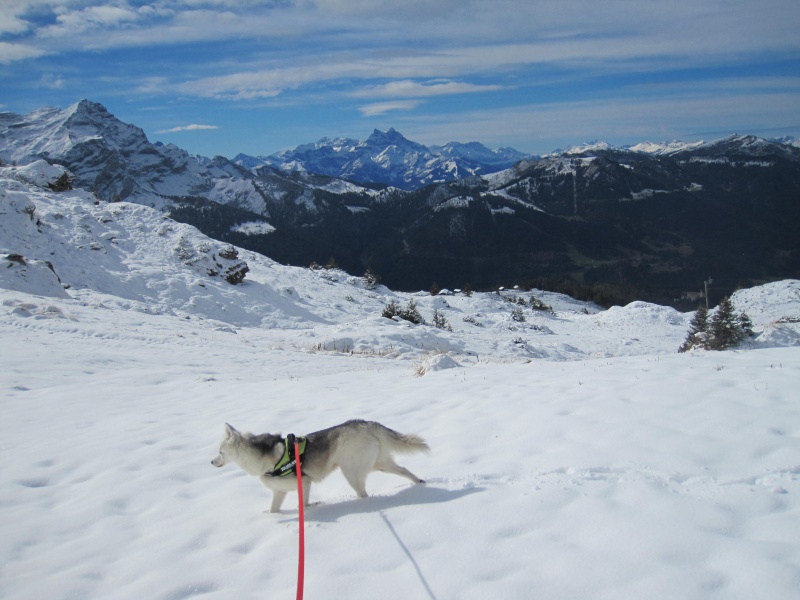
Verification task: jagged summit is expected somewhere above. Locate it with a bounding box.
[66,98,109,117]
[238,127,531,190]
[0,101,268,213]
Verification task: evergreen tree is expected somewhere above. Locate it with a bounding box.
[708,297,739,350]
[679,299,754,353]
[382,300,400,319]
[400,299,425,324]
[362,267,380,290]
[432,308,452,331]
[382,299,425,324]
[737,311,754,341]
[529,295,553,313]
[511,306,526,322]
[679,305,709,352]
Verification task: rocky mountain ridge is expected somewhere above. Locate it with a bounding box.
[2,100,799,302]
[234,127,531,190]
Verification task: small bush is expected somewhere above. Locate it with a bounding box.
[529,296,553,312]
[382,300,401,319]
[463,315,484,327]
[432,308,452,331]
[382,299,426,325]
[400,299,425,324]
[362,268,380,290]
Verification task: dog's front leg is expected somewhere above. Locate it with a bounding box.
[269,491,287,513]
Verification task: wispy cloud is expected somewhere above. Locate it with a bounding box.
[38,73,65,89]
[351,80,504,98]
[395,88,800,152]
[359,100,422,117]
[156,124,220,133]
[0,41,47,64]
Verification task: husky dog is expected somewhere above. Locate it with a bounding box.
[211,419,429,513]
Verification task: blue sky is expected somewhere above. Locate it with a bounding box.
[1,1,799,158]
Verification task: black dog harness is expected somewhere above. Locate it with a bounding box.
[266,434,307,477]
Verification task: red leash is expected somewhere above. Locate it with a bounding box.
[294,439,305,600]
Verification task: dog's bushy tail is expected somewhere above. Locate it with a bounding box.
[383,426,430,454]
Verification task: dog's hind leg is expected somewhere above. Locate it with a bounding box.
[302,479,312,506]
[377,457,425,484]
[269,491,287,513]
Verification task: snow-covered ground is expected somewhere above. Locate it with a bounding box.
[2,162,800,599]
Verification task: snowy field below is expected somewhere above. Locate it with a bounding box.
[2,162,800,599]
[1,298,799,600]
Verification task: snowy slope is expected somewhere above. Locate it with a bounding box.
[2,163,800,600]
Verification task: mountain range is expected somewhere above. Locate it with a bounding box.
[2,100,799,304]
[234,129,531,190]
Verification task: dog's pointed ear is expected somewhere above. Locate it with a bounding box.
[224,423,239,438]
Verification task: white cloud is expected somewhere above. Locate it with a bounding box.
[0,41,47,64]
[12,1,799,66]
[0,6,31,35]
[43,4,141,38]
[38,73,65,89]
[156,124,220,133]
[394,89,800,152]
[351,80,504,98]
[358,100,422,117]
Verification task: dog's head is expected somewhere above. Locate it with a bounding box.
[211,423,240,467]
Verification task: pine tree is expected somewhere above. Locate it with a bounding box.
[362,267,380,290]
[382,300,400,319]
[400,299,425,324]
[708,297,739,350]
[679,305,709,352]
[737,311,754,341]
[432,308,452,331]
[529,295,553,313]
[680,299,754,353]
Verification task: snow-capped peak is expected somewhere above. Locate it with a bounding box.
[251,129,531,189]
[549,141,615,156]
[628,140,706,155]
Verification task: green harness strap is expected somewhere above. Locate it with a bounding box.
[268,435,307,477]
